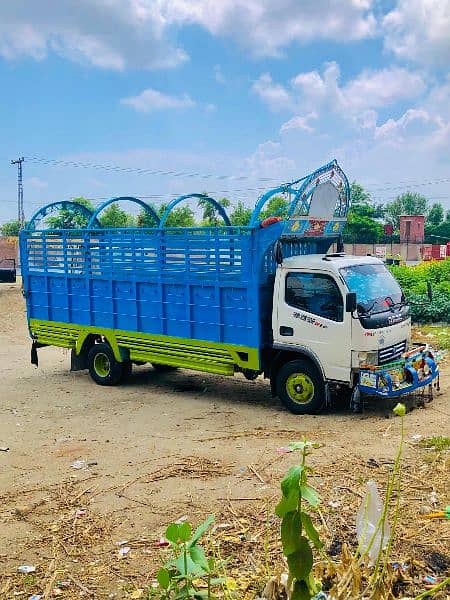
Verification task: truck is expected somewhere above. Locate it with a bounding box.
[20,160,439,414]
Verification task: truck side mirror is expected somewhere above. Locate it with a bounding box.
[274,240,283,265]
[427,281,433,302]
[346,292,357,313]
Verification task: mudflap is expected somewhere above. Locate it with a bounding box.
[70,348,87,371]
[31,341,38,367]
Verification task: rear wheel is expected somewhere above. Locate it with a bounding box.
[88,343,124,386]
[276,359,325,414]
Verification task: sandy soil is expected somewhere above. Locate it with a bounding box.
[0,282,448,599]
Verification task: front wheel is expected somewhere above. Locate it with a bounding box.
[276,359,325,414]
[88,343,124,386]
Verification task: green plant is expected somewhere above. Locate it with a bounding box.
[418,435,450,452]
[275,440,323,600]
[150,516,225,599]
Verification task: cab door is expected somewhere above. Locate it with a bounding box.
[274,269,352,382]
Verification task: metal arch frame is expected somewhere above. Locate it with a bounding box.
[26,200,101,231]
[249,159,351,227]
[159,193,231,227]
[249,186,299,228]
[86,196,160,228]
[287,159,350,219]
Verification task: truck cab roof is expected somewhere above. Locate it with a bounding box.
[280,253,384,273]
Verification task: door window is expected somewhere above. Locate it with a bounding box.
[285,272,343,322]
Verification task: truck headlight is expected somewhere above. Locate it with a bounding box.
[358,351,378,366]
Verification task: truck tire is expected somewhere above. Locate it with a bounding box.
[121,360,133,381]
[152,363,178,373]
[87,343,124,386]
[276,359,325,414]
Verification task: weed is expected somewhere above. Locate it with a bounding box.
[148,515,225,599]
[275,439,323,600]
[418,435,450,452]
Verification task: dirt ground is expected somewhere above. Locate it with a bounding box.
[0,282,449,599]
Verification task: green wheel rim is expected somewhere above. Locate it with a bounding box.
[286,373,315,404]
[94,352,111,377]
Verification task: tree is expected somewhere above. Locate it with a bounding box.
[350,181,371,205]
[137,203,196,228]
[384,192,428,231]
[343,182,383,243]
[1,220,21,236]
[46,197,95,229]
[229,201,252,226]
[99,203,135,228]
[427,202,444,226]
[425,220,450,243]
[259,196,290,221]
[198,196,231,226]
[446,210,450,222]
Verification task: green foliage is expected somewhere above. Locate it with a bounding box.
[198,197,230,226]
[276,440,322,600]
[259,196,290,221]
[229,201,252,226]
[389,260,450,323]
[424,219,450,243]
[427,202,444,226]
[0,219,21,236]
[99,203,136,228]
[343,182,383,243]
[384,192,428,231]
[418,435,450,452]
[46,197,95,229]
[137,203,196,228]
[149,515,224,599]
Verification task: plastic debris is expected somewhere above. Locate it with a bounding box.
[276,447,293,454]
[328,500,341,508]
[155,538,169,548]
[429,490,438,506]
[118,546,130,557]
[115,540,129,546]
[29,596,42,600]
[0,446,9,452]
[51,588,63,597]
[423,575,437,585]
[70,460,86,470]
[18,565,36,574]
[356,480,391,566]
[175,515,188,524]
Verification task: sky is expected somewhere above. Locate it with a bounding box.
[1,0,450,223]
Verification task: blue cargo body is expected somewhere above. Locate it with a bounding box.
[21,223,331,360]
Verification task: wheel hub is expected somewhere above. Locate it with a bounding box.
[94,352,111,377]
[286,373,315,404]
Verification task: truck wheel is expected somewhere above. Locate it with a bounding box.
[152,363,178,373]
[276,359,325,414]
[88,343,123,386]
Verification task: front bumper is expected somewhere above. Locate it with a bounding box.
[358,346,439,398]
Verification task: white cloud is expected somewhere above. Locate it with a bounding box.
[0,0,378,69]
[280,112,318,134]
[252,73,294,112]
[254,62,426,126]
[165,0,376,57]
[121,88,195,112]
[0,1,187,70]
[383,0,450,67]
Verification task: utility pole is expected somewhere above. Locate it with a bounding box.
[11,157,25,229]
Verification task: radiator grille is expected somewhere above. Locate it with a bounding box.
[378,340,407,365]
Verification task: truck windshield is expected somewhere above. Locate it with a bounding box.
[339,263,404,314]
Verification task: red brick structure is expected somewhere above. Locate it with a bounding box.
[399,215,424,243]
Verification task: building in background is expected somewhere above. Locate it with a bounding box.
[399,215,425,244]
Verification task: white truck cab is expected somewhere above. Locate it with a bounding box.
[271,253,414,413]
